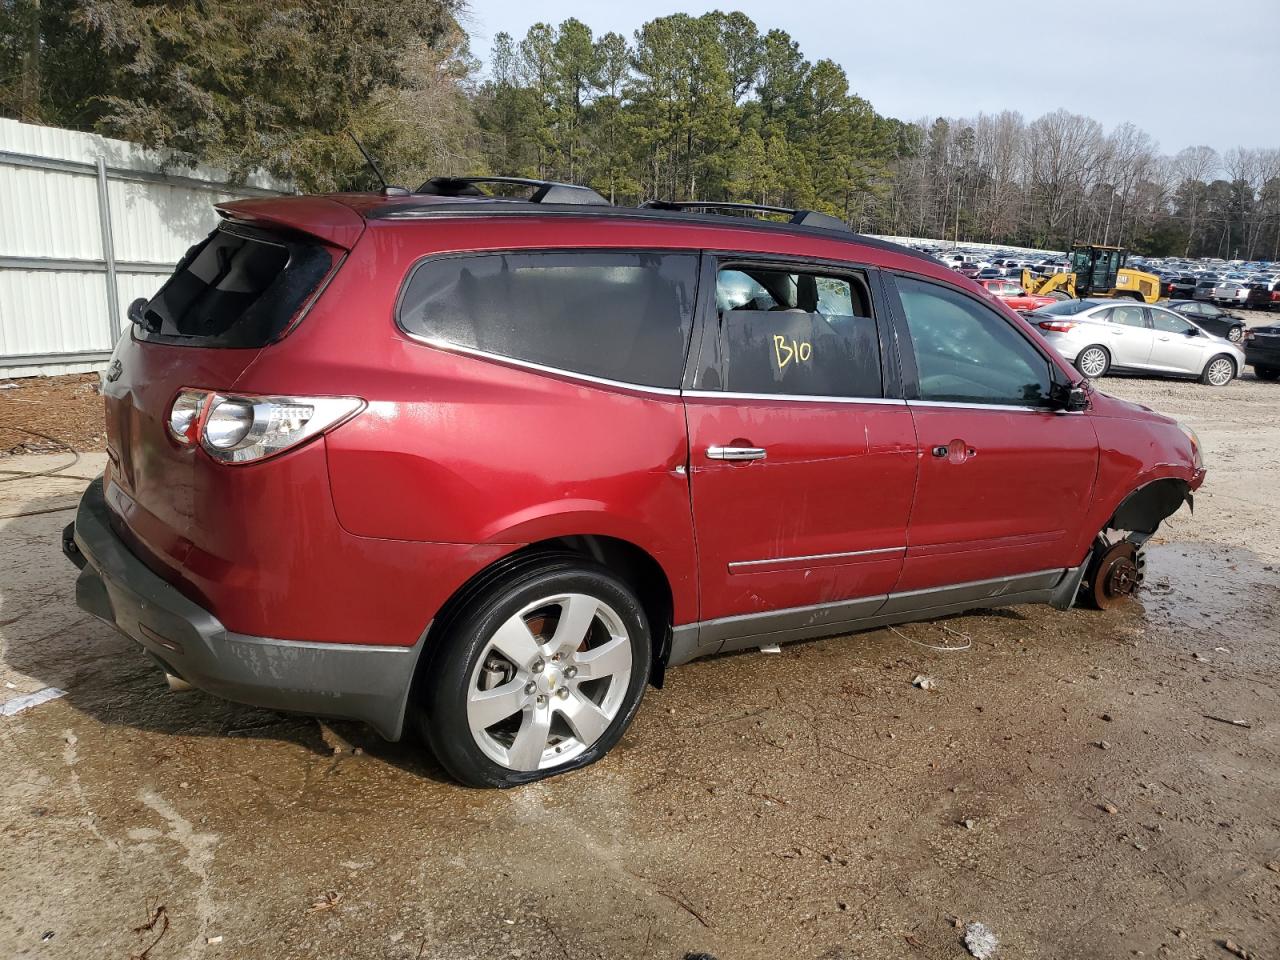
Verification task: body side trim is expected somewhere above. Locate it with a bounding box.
[666,566,1073,666]
[727,546,905,573]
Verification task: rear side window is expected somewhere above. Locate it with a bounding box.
[896,275,1052,408]
[1107,304,1148,328]
[138,225,333,348]
[713,264,882,398]
[398,251,699,389]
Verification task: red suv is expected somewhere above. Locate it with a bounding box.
[64,179,1205,787]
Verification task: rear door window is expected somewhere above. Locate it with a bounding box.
[398,251,698,390]
[713,263,882,398]
[138,224,334,348]
[1108,304,1148,327]
[895,275,1053,408]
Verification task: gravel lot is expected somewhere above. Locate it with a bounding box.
[1,310,1278,959]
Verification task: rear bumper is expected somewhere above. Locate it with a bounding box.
[1245,343,1280,367]
[64,477,422,740]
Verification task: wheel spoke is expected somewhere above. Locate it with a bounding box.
[489,614,540,667]
[468,678,528,731]
[551,594,599,653]
[572,635,630,681]
[507,706,552,770]
[558,691,612,746]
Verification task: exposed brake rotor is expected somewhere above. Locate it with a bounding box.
[1088,541,1142,609]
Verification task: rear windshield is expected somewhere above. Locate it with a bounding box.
[1032,299,1094,316]
[136,224,333,348]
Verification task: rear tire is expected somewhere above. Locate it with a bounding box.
[417,554,651,788]
[1255,365,1280,382]
[1226,325,1244,343]
[1075,346,1110,379]
[1200,354,1235,387]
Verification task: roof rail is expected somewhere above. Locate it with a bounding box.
[641,200,851,233]
[416,176,609,206]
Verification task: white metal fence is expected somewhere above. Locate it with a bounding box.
[0,118,290,378]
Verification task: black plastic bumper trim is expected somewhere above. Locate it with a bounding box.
[65,477,424,740]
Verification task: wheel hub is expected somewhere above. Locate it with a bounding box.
[1089,541,1143,609]
[1105,555,1138,597]
[534,666,565,697]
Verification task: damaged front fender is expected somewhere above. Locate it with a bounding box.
[1110,478,1193,536]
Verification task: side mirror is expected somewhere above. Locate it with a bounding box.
[1184,327,1200,336]
[1050,381,1089,412]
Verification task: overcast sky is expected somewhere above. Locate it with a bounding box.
[464,0,1280,157]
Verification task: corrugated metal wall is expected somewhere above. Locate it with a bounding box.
[0,118,290,378]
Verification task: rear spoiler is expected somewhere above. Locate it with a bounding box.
[216,197,365,250]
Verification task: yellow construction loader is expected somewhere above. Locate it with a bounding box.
[1021,244,1161,304]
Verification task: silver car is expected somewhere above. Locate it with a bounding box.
[1027,299,1246,387]
[1211,278,1251,305]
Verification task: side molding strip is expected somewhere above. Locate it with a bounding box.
[666,567,1075,667]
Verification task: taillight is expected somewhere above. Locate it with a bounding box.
[1244,329,1255,342]
[168,389,210,444]
[167,390,363,464]
[1037,320,1076,333]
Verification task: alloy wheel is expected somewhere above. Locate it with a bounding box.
[1079,348,1108,378]
[466,593,633,771]
[1206,358,1234,386]
[1227,326,1243,343]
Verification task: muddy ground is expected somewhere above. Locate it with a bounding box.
[0,374,107,456]
[2,318,1279,959]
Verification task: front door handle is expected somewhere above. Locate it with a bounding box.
[932,442,976,461]
[707,445,767,461]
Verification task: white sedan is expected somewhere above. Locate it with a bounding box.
[1026,299,1247,387]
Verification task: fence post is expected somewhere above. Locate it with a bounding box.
[94,156,122,340]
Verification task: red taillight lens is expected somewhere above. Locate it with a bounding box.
[1037,320,1076,333]
[167,389,363,463]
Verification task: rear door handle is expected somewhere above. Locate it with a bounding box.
[707,445,767,461]
[932,443,976,460]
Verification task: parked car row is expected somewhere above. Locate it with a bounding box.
[911,243,1279,313]
[1135,255,1279,311]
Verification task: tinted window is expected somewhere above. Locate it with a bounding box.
[398,251,698,389]
[139,225,332,348]
[897,276,1052,408]
[1150,309,1196,334]
[715,264,881,398]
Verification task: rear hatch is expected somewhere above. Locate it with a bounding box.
[100,203,356,581]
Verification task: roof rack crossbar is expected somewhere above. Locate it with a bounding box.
[416,176,608,206]
[641,200,851,233]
